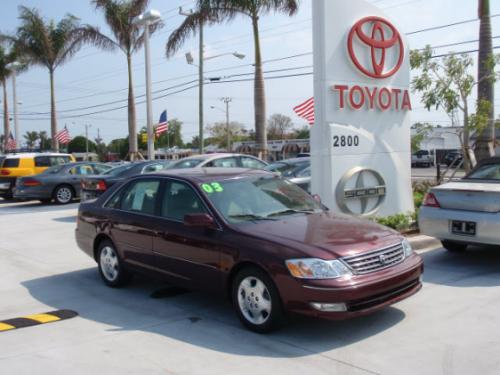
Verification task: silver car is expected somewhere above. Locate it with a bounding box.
[418,157,500,251]
[167,153,268,170]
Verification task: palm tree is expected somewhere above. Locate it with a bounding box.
[0,45,15,151]
[475,0,495,161]
[11,6,114,152]
[166,0,300,158]
[91,0,163,160]
[38,130,50,151]
[24,131,39,149]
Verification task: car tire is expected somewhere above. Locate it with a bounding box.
[53,185,74,204]
[97,240,132,288]
[232,266,285,333]
[442,240,467,252]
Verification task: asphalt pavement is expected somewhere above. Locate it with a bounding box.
[1,200,499,374]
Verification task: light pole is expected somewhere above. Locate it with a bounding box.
[212,97,232,152]
[85,123,92,161]
[134,9,162,160]
[7,62,22,141]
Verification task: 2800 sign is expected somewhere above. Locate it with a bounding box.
[333,135,359,148]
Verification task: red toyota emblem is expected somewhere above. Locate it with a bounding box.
[347,16,404,79]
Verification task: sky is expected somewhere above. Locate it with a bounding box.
[1,0,500,145]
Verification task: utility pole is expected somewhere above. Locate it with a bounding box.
[85,123,92,161]
[220,97,232,152]
[180,7,204,154]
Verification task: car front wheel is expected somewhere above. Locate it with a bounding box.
[232,267,284,333]
[97,240,131,287]
[442,240,467,252]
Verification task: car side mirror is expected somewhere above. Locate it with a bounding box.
[184,213,216,228]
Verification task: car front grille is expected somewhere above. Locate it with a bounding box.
[341,242,405,274]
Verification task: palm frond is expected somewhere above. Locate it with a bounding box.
[132,20,164,54]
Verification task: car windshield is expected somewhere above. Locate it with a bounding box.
[167,159,204,169]
[466,163,500,180]
[42,165,65,174]
[103,164,134,176]
[200,176,323,224]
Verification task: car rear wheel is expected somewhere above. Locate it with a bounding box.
[232,267,284,333]
[97,240,132,287]
[54,185,74,204]
[442,240,467,252]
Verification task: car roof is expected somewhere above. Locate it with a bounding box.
[269,157,310,165]
[174,153,254,162]
[152,167,274,183]
[3,152,72,159]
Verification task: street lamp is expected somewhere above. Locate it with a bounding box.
[133,9,162,161]
[6,61,22,141]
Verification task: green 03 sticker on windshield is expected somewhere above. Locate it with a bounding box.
[201,182,224,193]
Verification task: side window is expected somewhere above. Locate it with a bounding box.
[50,156,68,166]
[161,181,206,221]
[297,166,310,177]
[70,165,93,175]
[211,157,238,168]
[241,157,266,169]
[120,180,160,215]
[142,163,166,173]
[93,164,110,174]
[34,156,50,167]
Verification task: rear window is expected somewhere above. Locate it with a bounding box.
[466,163,500,180]
[2,158,20,168]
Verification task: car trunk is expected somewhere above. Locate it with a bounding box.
[432,181,500,213]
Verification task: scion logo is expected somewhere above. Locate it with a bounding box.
[335,167,386,216]
[347,16,404,79]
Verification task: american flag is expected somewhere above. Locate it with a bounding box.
[155,110,169,136]
[55,126,71,144]
[6,132,16,151]
[293,97,314,125]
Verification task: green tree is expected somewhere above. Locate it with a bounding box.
[475,0,496,161]
[292,125,310,139]
[23,131,39,149]
[108,137,129,159]
[10,6,111,151]
[410,122,432,153]
[38,130,51,151]
[156,119,184,148]
[206,121,246,148]
[165,0,300,157]
[92,0,162,160]
[68,135,97,153]
[410,46,499,171]
[0,45,16,150]
[267,113,293,140]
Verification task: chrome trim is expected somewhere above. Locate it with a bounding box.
[341,242,405,275]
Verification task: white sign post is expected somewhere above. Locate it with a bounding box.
[311,0,414,217]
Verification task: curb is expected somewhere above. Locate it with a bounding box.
[406,234,441,252]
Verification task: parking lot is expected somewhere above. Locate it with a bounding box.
[1,200,500,375]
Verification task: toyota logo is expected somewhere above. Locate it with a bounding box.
[347,16,404,79]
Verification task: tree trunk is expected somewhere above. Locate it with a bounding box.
[127,53,139,160]
[252,15,267,159]
[463,102,471,172]
[49,69,58,152]
[475,0,495,161]
[2,79,10,151]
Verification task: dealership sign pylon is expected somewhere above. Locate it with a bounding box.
[311,0,414,217]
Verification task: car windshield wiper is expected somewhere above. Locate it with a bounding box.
[228,214,276,221]
[266,209,316,218]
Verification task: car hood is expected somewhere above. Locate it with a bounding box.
[233,211,401,260]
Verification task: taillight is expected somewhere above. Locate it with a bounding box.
[23,178,42,187]
[96,180,107,191]
[423,192,440,208]
[0,169,10,176]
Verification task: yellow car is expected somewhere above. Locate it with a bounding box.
[0,153,75,199]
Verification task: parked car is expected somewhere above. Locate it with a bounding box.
[411,150,433,168]
[443,151,463,167]
[80,160,171,201]
[419,157,500,251]
[166,153,268,170]
[0,153,75,200]
[265,157,311,192]
[13,162,112,204]
[75,168,423,333]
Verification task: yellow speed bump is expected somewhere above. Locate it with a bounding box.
[0,310,78,332]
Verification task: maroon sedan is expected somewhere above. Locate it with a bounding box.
[75,168,423,333]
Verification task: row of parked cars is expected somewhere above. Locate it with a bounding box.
[0,152,312,204]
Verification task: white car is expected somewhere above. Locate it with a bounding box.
[418,157,500,251]
[167,153,268,170]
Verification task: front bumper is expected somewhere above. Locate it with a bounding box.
[277,254,423,320]
[419,206,500,246]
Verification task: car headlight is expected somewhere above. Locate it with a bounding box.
[402,238,413,257]
[285,258,352,279]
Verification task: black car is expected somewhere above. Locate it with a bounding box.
[81,160,171,201]
[264,157,311,192]
[14,162,111,204]
[443,151,463,167]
